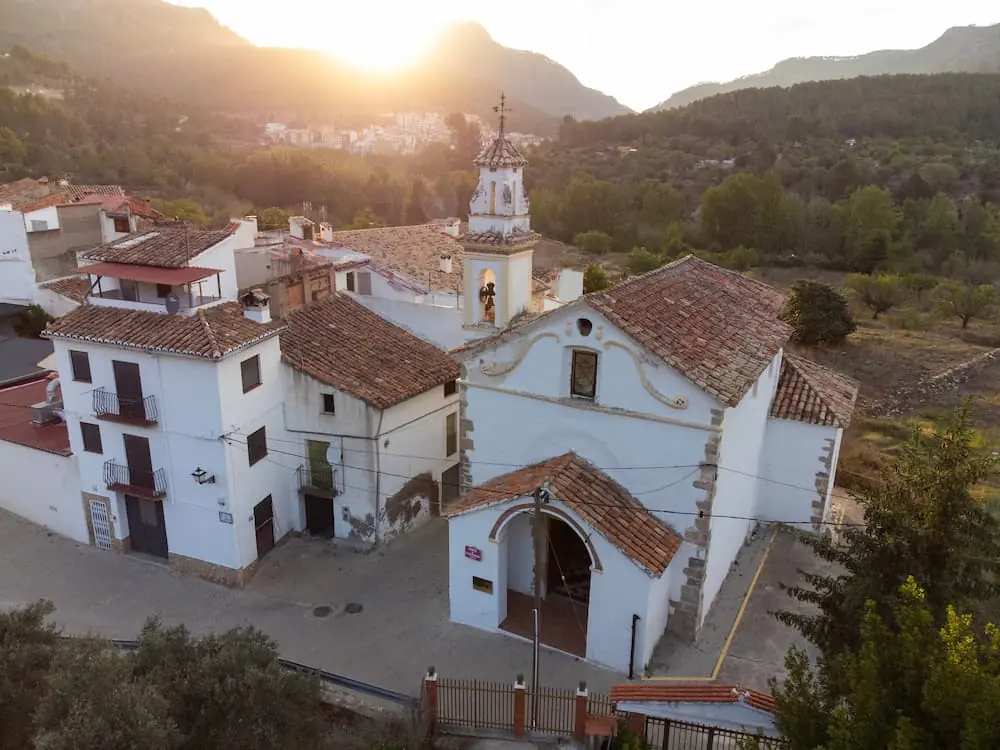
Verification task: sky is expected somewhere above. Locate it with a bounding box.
[171,0,1000,111]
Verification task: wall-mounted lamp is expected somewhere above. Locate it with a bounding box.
[191,467,216,485]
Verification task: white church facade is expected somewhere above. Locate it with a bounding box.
[445,256,860,674]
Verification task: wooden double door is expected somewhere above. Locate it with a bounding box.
[125,494,168,559]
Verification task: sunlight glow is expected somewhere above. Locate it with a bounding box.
[315,12,443,72]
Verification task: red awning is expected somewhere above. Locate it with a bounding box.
[82,263,223,285]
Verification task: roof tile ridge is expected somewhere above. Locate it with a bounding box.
[196,308,223,359]
[782,353,841,423]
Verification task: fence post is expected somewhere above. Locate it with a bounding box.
[424,667,439,736]
[513,675,527,738]
[573,682,589,742]
[627,712,646,738]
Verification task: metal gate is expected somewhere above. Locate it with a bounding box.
[89,498,113,550]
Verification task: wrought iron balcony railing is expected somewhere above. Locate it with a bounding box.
[297,464,337,496]
[93,388,159,426]
[103,460,168,500]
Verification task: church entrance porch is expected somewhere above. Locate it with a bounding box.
[498,512,591,659]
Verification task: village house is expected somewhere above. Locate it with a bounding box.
[0,178,162,309]
[0,217,473,584]
[279,294,461,543]
[444,255,859,674]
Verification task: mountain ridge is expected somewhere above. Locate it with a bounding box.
[0,1,630,129]
[649,23,1000,111]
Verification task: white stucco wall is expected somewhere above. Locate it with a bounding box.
[462,249,534,329]
[0,439,88,544]
[354,294,464,350]
[192,237,239,301]
[701,353,782,624]
[35,284,82,317]
[760,418,843,531]
[0,209,38,305]
[24,206,59,232]
[468,165,531,236]
[448,497,663,674]
[461,305,719,532]
[378,384,460,541]
[53,333,289,572]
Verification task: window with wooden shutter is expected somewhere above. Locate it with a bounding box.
[357,272,372,296]
[70,351,92,383]
[247,426,267,466]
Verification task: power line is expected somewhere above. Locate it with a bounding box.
[222,436,866,528]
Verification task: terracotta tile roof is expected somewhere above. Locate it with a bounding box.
[20,192,71,214]
[610,684,776,714]
[40,276,90,303]
[80,225,233,268]
[444,453,681,576]
[586,256,791,406]
[459,227,542,254]
[474,133,528,169]
[770,353,859,428]
[326,225,464,293]
[43,302,282,360]
[0,377,71,456]
[280,293,460,410]
[64,184,125,201]
[0,178,53,212]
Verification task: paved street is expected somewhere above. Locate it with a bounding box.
[0,510,621,697]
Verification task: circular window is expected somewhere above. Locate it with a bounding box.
[577,318,594,336]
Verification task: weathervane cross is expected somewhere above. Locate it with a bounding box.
[493,91,511,133]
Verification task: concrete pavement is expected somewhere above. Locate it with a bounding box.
[0,510,621,696]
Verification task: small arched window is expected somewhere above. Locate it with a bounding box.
[577,318,593,337]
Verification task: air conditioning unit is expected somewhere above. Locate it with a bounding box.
[31,400,63,425]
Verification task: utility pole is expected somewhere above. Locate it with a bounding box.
[531,484,545,729]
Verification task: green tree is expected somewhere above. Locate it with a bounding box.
[843,185,900,272]
[561,176,628,240]
[902,273,938,300]
[150,198,209,227]
[778,403,1000,670]
[257,206,289,230]
[574,230,614,255]
[627,246,664,275]
[773,578,1000,750]
[936,280,997,328]
[33,638,178,750]
[0,126,27,170]
[13,304,54,338]
[844,273,906,319]
[583,264,609,293]
[404,177,429,225]
[0,601,60,749]
[341,208,384,230]
[780,280,857,346]
[132,620,324,750]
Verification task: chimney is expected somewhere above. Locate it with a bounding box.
[444,217,461,238]
[0,202,12,212]
[319,222,334,243]
[240,288,272,324]
[37,177,49,186]
[439,254,453,274]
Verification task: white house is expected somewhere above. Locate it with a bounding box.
[279,293,462,543]
[43,223,291,584]
[445,255,858,673]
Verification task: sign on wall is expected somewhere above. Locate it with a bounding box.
[218,511,234,525]
[465,545,482,562]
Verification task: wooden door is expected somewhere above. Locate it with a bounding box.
[304,495,335,539]
[125,495,168,558]
[441,464,461,509]
[254,496,275,558]
[123,434,153,490]
[113,361,144,420]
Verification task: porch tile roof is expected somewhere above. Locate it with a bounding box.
[770,354,859,428]
[40,276,90,303]
[444,453,682,576]
[280,293,460,410]
[610,684,776,713]
[0,377,71,456]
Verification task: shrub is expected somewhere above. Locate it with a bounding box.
[13,304,54,339]
[583,264,609,293]
[780,280,857,346]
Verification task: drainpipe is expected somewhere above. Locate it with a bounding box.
[372,408,385,545]
[629,614,641,680]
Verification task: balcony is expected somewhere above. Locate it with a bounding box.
[93,388,159,426]
[297,464,337,498]
[103,460,168,500]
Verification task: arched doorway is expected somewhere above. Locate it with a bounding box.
[477,268,497,324]
[497,510,591,658]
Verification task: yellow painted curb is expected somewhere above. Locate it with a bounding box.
[643,528,778,682]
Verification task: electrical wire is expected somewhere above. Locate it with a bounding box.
[221,435,868,528]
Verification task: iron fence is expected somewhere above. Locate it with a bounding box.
[437,678,515,730]
[529,684,577,734]
[297,464,336,493]
[93,387,159,424]
[103,460,168,499]
[644,716,785,750]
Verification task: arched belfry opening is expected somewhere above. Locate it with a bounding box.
[478,268,497,324]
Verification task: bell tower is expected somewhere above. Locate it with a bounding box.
[463,93,539,334]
